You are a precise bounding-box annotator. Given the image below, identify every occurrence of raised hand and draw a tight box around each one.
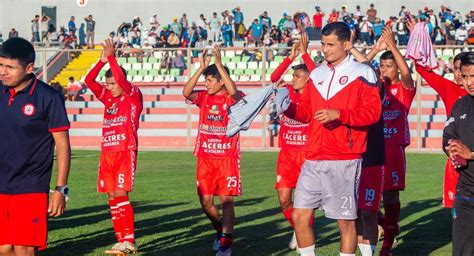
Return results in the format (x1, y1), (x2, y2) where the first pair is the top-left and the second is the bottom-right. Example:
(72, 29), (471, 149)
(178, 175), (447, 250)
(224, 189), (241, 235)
(406, 14), (420, 33)
(289, 41), (301, 60)
(102, 39), (116, 58)
(299, 32), (309, 54)
(381, 27), (396, 50)
(213, 44), (222, 65)
(199, 49), (211, 71)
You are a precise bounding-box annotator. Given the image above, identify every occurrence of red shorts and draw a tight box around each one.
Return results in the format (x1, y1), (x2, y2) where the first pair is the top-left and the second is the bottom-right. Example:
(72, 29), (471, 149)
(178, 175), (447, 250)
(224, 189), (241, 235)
(196, 157), (241, 196)
(0, 193), (47, 250)
(383, 145), (406, 191)
(358, 166), (384, 211)
(98, 151), (137, 193)
(443, 159), (459, 208)
(275, 149), (306, 189)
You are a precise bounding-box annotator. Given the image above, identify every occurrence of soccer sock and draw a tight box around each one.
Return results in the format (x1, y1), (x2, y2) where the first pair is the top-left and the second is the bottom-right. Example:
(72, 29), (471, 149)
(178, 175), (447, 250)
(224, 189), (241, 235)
(212, 220), (223, 234)
(357, 243), (373, 256)
(382, 202), (400, 250)
(282, 207), (294, 227)
(340, 253), (356, 256)
(219, 233), (233, 249)
(299, 244), (316, 256)
(109, 198), (123, 242)
(115, 196), (135, 244)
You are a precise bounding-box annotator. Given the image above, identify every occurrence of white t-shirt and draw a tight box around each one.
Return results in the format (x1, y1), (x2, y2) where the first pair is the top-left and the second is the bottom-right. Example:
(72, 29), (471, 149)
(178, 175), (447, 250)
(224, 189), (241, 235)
(359, 22), (373, 33)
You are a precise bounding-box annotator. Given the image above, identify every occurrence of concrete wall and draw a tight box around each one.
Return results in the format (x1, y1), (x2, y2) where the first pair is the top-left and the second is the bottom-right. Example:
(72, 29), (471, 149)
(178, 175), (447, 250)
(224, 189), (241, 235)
(1, 0), (472, 42)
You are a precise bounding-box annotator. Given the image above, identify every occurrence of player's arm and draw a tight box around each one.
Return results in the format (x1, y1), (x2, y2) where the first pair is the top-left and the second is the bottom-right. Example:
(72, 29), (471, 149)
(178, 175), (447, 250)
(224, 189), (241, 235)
(382, 27), (415, 89)
(284, 82), (314, 123)
(48, 131), (71, 217)
(183, 49), (210, 102)
(103, 39), (133, 95)
(366, 36), (387, 61)
(213, 44), (242, 102)
(84, 51), (107, 99)
(299, 33), (317, 72)
(270, 41), (300, 82)
(348, 30), (371, 65)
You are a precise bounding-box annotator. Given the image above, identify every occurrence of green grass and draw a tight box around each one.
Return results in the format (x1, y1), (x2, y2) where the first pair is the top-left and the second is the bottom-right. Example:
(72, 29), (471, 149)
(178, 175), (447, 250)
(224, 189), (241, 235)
(39, 151), (452, 255)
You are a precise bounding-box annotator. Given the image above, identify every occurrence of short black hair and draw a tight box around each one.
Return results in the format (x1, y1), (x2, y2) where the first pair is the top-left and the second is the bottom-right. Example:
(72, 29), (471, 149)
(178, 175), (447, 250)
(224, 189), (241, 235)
(105, 67), (127, 78)
(454, 52), (467, 63)
(460, 52), (474, 68)
(292, 64), (309, 73)
(203, 64), (230, 81)
(0, 37), (35, 67)
(69, 76), (74, 80)
(380, 51), (395, 61)
(322, 22), (351, 42)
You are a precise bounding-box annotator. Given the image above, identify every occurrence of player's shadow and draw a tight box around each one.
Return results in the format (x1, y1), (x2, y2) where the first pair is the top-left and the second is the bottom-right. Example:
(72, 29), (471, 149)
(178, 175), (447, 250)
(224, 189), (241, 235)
(38, 201), (185, 256)
(394, 199), (452, 255)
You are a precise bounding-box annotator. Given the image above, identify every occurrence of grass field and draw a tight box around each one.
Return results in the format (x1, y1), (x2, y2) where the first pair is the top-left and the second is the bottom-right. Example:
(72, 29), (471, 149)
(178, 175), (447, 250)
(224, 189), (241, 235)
(39, 151), (452, 256)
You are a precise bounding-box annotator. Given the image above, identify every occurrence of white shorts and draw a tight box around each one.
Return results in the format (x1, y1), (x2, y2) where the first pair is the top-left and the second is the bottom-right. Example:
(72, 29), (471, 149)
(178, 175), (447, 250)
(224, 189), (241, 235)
(294, 159), (362, 220)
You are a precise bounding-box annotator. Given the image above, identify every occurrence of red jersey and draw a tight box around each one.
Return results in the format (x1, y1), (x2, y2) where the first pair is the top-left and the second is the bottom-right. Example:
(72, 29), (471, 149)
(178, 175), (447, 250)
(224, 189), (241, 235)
(383, 82), (416, 146)
(313, 13), (324, 28)
(415, 65), (466, 116)
(329, 12), (339, 23)
(192, 90), (242, 159)
(270, 53), (315, 151)
(84, 56), (143, 152)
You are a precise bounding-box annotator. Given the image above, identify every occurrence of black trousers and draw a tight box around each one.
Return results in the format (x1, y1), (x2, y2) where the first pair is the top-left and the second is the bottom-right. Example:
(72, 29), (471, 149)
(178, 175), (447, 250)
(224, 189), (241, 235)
(452, 197), (474, 256)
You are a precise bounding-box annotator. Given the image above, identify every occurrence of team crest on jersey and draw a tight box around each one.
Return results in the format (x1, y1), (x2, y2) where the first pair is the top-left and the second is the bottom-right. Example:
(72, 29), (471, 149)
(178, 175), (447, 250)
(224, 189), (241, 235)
(209, 105), (220, 115)
(22, 103), (36, 116)
(391, 88), (398, 95)
(106, 102), (118, 115)
(339, 76), (348, 85)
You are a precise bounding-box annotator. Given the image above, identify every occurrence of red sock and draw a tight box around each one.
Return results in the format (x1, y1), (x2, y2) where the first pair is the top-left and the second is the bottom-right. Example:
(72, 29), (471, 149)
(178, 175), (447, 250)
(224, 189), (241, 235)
(109, 198), (123, 242)
(115, 196), (135, 244)
(309, 212), (314, 226)
(283, 207), (294, 227)
(382, 203), (400, 250)
(219, 233), (233, 249)
(212, 221), (223, 234)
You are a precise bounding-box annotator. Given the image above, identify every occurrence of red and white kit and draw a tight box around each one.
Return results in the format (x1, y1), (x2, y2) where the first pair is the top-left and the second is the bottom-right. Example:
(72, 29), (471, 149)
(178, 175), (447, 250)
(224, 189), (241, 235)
(382, 81), (416, 191)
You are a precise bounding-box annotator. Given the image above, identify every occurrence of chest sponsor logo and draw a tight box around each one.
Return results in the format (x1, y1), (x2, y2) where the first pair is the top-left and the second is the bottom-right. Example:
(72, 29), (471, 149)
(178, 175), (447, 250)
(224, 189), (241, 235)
(208, 105), (220, 115)
(106, 102), (119, 115)
(383, 110), (401, 120)
(22, 103), (36, 116)
(201, 138), (232, 154)
(339, 75), (348, 85)
(103, 116), (127, 126)
(102, 133), (127, 147)
(207, 114), (224, 121)
(282, 130), (307, 145)
(199, 124), (226, 133)
(460, 113), (467, 120)
(384, 127), (398, 138)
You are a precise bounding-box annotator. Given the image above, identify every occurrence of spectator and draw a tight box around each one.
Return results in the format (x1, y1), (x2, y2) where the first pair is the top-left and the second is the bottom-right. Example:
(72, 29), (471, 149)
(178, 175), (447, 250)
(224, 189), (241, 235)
(354, 5), (364, 21)
(222, 10), (234, 26)
(31, 15), (40, 42)
(354, 38), (366, 51)
(455, 24), (468, 45)
(66, 76), (82, 101)
(468, 24), (474, 45)
(167, 31), (180, 47)
(232, 6), (244, 40)
(367, 3), (378, 23)
(160, 26), (170, 40)
(359, 17), (373, 45)
(250, 19), (263, 46)
(188, 22), (201, 47)
(197, 14), (208, 39)
(171, 51), (186, 70)
(63, 30), (78, 49)
(259, 11), (272, 31)
(132, 16), (143, 32)
(84, 15), (96, 49)
(340, 5), (350, 19)
(68, 16), (77, 35)
(159, 51), (171, 71)
(221, 20), (234, 47)
(373, 18), (384, 41)
(130, 27), (141, 46)
(269, 25), (282, 43)
(40, 14), (51, 41)
(149, 14), (159, 30)
(180, 13), (189, 30)
(118, 42), (132, 57)
(117, 33), (128, 47)
(209, 12), (221, 42)
(446, 22), (456, 45)
(278, 13), (288, 31)
(396, 17), (409, 45)
(117, 22), (132, 37)
(8, 28), (18, 39)
(282, 14), (296, 31)
(156, 34), (167, 48)
(205, 39), (214, 49)
(313, 6), (325, 34)
(433, 27), (446, 45)
(399, 6), (407, 17)
(147, 27), (158, 47)
(170, 17), (182, 38)
(328, 9), (339, 23)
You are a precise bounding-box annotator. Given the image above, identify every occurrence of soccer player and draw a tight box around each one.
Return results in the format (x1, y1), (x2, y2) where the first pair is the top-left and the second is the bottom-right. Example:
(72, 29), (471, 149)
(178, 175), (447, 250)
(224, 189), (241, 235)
(182, 44), (243, 256)
(84, 39), (143, 255)
(286, 22), (381, 256)
(443, 52), (474, 256)
(270, 33), (316, 249)
(366, 27), (416, 256)
(0, 37), (71, 255)
(406, 15), (468, 208)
